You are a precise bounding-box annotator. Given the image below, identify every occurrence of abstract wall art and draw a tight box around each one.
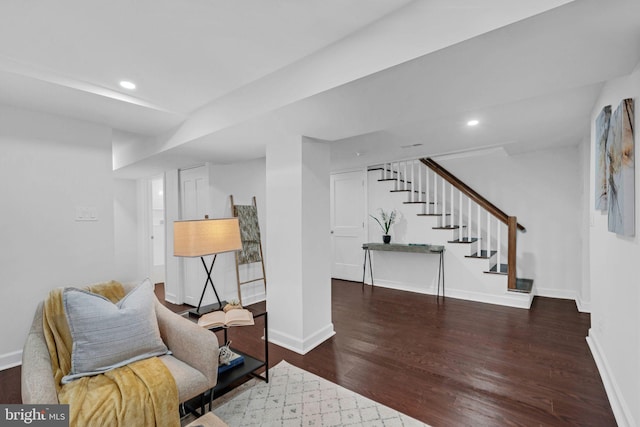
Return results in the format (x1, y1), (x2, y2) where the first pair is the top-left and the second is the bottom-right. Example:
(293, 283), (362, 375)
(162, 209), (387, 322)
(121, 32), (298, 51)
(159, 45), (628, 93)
(595, 105), (611, 210)
(606, 98), (635, 236)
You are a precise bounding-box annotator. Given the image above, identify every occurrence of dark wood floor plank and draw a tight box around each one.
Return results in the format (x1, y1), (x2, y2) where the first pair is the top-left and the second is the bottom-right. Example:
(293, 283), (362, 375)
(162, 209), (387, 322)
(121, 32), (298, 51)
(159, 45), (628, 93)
(0, 280), (615, 426)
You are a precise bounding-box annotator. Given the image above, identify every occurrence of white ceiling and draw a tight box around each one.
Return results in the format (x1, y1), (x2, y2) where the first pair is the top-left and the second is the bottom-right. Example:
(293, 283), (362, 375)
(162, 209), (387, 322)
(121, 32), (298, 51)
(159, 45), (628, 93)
(1, 0), (639, 178)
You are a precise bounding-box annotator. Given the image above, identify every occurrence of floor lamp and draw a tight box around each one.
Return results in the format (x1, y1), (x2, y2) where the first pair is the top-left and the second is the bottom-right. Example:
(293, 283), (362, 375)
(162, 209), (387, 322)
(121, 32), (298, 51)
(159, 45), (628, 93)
(174, 217), (242, 317)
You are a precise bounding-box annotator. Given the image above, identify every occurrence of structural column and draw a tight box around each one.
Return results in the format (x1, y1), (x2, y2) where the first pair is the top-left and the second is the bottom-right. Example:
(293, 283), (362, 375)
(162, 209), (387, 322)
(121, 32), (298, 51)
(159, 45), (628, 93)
(265, 136), (334, 354)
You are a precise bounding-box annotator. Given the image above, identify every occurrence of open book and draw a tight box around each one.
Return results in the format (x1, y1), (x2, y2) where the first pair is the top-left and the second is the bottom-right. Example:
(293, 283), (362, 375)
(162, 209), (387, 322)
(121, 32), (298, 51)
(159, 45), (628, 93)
(197, 308), (255, 328)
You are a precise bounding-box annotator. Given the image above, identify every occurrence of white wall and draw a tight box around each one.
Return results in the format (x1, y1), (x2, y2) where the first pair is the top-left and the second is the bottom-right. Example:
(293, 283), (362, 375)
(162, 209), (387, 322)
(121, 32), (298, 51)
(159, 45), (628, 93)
(363, 146), (582, 308)
(586, 66), (640, 427)
(0, 105), (117, 368)
(163, 158), (268, 306)
(366, 171), (457, 294)
(438, 146), (583, 303)
(578, 136), (592, 310)
(209, 158), (267, 305)
(114, 179), (141, 282)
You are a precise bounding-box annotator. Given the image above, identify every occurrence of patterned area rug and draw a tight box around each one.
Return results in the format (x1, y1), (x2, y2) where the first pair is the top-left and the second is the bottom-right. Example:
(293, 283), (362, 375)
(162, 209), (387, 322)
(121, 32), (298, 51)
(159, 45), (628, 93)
(211, 360), (430, 427)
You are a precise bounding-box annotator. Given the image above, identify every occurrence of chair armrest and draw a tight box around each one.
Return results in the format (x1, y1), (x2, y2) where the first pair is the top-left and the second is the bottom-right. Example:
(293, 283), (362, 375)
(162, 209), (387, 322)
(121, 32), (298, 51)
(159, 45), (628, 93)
(21, 302), (59, 404)
(155, 302), (219, 389)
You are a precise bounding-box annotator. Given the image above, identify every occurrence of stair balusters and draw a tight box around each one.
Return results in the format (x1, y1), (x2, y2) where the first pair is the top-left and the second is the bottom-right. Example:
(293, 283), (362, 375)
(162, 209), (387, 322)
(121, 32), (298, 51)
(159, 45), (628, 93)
(373, 158), (525, 288)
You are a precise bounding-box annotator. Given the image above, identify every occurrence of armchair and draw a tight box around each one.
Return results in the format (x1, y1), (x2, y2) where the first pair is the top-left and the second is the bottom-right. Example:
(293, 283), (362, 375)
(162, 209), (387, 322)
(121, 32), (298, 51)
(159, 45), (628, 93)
(21, 283), (219, 408)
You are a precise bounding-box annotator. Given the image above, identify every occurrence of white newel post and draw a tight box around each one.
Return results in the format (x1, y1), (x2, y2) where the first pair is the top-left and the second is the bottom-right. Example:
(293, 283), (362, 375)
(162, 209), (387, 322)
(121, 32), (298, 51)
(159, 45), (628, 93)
(487, 212), (492, 258)
(425, 166), (430, 211)
(458, 191), (462, 239)
(496, 220), (501, 270)
(441, 178), (446, 224)
(416, 161), (421, 203)
(410, 162), (419, 202)
(477, 205), (482, 253)
(432, 172), (436, 215)
(467, 196), (472, 240)
(403, 162), (408, 191)
(450, 184), (454, 228)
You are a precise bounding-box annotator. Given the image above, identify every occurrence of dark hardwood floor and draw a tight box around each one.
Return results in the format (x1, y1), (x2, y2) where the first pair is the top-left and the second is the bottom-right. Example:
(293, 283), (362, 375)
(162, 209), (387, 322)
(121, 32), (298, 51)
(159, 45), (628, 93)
(2, 280), (615, 426)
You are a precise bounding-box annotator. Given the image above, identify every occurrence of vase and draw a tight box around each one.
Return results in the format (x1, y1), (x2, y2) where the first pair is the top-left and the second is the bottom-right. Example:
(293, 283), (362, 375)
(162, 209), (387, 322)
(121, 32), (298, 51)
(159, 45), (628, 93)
(382, 234), (391, 244)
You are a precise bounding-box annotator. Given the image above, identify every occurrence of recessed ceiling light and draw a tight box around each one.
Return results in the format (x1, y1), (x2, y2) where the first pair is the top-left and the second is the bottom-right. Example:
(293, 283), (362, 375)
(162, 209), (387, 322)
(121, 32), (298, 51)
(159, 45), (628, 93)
(119, 81), (136, 90)
(467, 119), (479, 126)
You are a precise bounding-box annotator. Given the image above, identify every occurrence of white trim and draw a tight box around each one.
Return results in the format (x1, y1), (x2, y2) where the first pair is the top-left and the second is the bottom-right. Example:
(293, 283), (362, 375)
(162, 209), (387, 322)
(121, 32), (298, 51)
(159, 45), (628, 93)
(364, 145), (511, 168)
(164, 291), (179, 305)
(587, 329), (634, 427)
(302, 324), (336, 353)
(431, 146), (508, 162)
(330, 165), (368, 175)
(534, 287), (576, 300)
(535, 287), (590, 313)
(575, 295), (591, 313)
(365, 279), (533, 309)
(269, 323), (335, 355)
(239, 292), (266, 307)
(366, 278), (437, 296)
(0, 349), (22, 371)
(446, 288), (533, 309)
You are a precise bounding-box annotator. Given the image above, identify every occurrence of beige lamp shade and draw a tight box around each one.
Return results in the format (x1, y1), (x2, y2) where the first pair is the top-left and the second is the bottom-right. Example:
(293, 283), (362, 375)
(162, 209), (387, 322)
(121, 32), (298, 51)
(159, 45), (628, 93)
(174, 217), (242, 257)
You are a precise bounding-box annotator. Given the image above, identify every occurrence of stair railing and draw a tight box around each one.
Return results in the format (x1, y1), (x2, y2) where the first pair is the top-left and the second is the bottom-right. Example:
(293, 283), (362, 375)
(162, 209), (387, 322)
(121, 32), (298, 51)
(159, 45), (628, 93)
(422, 158), (525, 290)
(375, 158), (525, 291)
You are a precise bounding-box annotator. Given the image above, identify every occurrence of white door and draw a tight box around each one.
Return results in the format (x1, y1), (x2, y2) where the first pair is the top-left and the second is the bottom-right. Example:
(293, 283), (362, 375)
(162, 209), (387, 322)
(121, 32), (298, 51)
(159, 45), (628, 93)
(331, 170), (366, 281)
(179, 165), (211, 307)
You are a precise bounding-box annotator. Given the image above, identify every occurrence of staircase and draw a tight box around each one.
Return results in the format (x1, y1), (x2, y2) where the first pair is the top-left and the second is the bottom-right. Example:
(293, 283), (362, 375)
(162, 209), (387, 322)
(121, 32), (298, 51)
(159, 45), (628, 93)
(370, 157), (534, 306)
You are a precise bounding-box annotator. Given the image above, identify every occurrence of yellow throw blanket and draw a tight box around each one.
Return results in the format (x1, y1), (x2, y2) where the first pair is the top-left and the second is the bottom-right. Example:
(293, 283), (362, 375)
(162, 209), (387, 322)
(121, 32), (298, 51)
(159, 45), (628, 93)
(43, 281), (180, 427)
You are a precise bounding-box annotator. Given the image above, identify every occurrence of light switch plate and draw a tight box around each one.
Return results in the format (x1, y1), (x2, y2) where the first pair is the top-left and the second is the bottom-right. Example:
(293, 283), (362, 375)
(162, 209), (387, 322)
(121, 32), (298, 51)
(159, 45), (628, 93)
(75, 206), (98, 221)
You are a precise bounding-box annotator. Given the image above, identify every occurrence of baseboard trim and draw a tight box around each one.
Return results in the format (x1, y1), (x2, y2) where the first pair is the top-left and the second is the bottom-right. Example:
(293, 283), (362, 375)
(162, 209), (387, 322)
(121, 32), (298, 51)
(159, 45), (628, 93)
(240, 292), (266, 307)
(575, 295), (591, 313)
(0, 350), (22, 371)
(587, 329), (634, 427)
(534, 287), (576, 300)
(269, 323), (335, 355)
(535, 287), (591, 313)
(367, 279), (436, 296)
(369, 279), (532, 309)
(447, 288), (533, 309)
(164, 291), (180, 305)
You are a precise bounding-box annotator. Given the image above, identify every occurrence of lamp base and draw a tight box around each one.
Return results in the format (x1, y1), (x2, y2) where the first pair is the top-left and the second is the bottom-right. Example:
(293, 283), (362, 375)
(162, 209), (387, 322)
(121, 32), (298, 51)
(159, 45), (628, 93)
(188, 301), (228, 318)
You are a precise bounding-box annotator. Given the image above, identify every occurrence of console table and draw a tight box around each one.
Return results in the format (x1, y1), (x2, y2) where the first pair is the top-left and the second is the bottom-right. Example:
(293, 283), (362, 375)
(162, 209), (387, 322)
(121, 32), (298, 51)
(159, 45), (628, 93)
(362, 243), (445, 298)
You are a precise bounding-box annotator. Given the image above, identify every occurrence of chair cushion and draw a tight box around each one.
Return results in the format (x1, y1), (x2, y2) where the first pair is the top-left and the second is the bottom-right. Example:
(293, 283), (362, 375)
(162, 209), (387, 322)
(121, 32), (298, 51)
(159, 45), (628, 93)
(158, 355), (211, 402)
(62, 279), (169, 383)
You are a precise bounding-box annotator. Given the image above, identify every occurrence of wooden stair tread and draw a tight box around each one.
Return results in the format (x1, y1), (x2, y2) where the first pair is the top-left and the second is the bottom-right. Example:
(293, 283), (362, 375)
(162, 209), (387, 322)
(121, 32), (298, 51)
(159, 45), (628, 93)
(373, 158), (526, 296)
(448, 238), (478, 244)
(465, 250), (497, 259)
(508, 278), (534, 293)
(378, 178), (410, 183)
(485, 263), (508, 275)
(369, 167), (398, 174)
